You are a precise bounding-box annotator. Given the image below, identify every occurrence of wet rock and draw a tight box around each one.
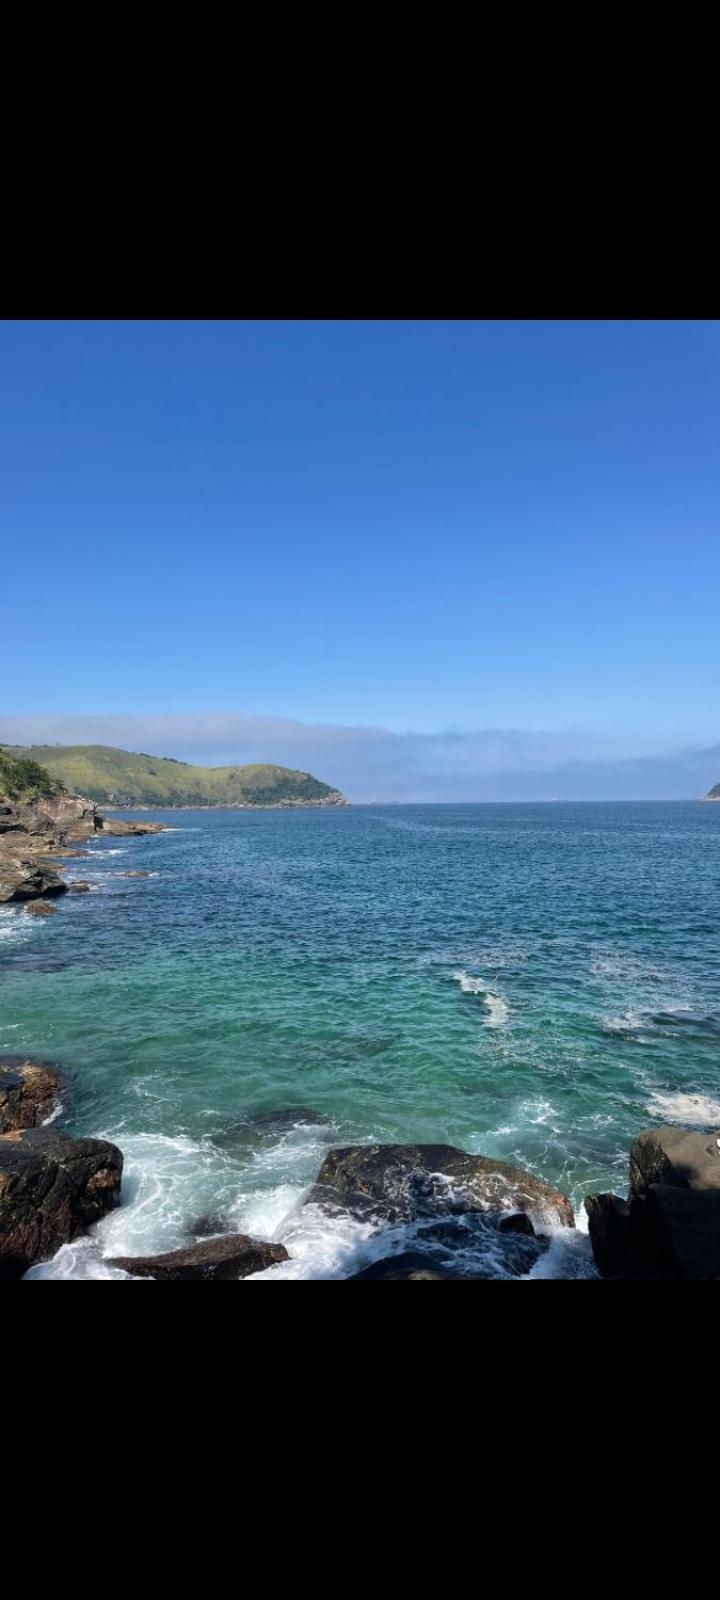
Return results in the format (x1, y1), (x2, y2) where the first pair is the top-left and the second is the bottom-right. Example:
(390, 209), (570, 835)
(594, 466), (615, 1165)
(498, 1210), (536, 1236)
(188, 1213), (232, 1238)
(415, 1214), (544, 1275)
(97, 818), (165, 836)
(123, 870), (151, 878)
(214, 1106), (335, 1154)
(247, 1106), (334, 1134)
(0, 1059), (68, 1133)
(25, 900), (58, 916)
(307, 1144), (575, 1229)
(108, 1233), (288, 1280)
(348, 1252), (456, 1280)
(0, 1127), (123, 1280)
(69, 881), (92, 892)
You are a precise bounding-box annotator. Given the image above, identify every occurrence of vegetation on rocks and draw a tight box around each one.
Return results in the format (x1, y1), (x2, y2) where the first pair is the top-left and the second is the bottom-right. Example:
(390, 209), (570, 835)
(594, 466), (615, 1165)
(0, 748), (62, 804)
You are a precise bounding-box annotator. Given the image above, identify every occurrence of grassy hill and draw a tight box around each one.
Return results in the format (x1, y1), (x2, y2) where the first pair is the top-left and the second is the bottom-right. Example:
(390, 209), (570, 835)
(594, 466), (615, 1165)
(0, 747), (64, 804)
(2, 745), (347, 809)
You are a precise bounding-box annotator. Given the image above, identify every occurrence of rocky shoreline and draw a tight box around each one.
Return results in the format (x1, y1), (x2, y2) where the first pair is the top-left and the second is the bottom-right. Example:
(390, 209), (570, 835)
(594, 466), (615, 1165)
(2, 1058), (718, 1278)
(0, 785), (166, 909)
(3, 767), (717, 1281)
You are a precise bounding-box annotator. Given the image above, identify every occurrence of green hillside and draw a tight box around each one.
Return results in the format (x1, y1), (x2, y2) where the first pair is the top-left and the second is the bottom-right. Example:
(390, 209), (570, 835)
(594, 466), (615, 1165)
(0, 747), (63, 804)
(3, 745), (348, 809)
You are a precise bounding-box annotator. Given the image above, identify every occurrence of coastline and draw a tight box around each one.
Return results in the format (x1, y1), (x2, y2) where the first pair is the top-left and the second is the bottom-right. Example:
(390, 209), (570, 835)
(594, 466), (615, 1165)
(2, 792), (719, 1282)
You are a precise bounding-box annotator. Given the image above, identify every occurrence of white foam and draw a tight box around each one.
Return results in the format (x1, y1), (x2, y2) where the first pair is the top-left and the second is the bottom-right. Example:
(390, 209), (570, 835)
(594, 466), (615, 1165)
(0, 906), (35, 945)
(26, 1131), (238, 1279)
(646, 1091), (720, 1127)
(452, 971), (509, 1027)
(526, 1221), (597, 1279)
(23, 1121), (586, 1282)
(601, 1009), (648, 1036)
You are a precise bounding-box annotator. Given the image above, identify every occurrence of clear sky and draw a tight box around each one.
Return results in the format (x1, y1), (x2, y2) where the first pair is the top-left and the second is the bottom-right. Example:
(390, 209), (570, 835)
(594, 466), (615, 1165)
(2, 320), (719, 780)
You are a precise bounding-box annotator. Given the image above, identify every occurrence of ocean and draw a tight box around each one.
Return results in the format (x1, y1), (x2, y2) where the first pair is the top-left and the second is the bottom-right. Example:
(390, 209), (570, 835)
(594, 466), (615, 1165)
(2, 801), (719, 1280)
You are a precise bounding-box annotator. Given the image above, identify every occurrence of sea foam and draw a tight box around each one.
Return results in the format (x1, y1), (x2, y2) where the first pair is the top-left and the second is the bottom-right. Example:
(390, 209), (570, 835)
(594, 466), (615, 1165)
(452, 971), (509, 1026)
(646, 1091), (720, 1127)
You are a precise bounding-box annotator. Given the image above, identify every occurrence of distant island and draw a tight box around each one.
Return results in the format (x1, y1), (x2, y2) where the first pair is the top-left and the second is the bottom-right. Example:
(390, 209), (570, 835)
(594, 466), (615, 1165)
(706, 782), (720, 801)
(3, 744), (348, 810)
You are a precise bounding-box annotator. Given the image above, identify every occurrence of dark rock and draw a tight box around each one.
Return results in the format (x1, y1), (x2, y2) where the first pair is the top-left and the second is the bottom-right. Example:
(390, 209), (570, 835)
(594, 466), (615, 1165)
(644, 1184), (720, 1279)
(188, 1213), (232, 1238)
(415, 1214), (544, 1274)
(348, 1252), (456, 1280)
(214, 1106), (335, 1153)
(586, 1125), (720, 1279)
(629, 1125), (720, 1198)
(0, 859), (68, 903)
(0, 1059), (68, 1133)
(97, 818), (165, 836)
(108, 1233), (288, 1280)
(25, 900), (58, 916)
(584, 1192), (667, 1278)
(307, 1144), (575, 1229)
(69, 881), (92, 892)
(0, 1127), (123, 1280)
(247, 1107), (334, 1134)
(498, 1211), (536, 1236)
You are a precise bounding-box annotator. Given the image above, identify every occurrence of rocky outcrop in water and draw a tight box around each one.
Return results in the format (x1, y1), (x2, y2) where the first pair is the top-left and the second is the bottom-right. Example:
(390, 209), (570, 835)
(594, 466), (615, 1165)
(586, 1125), (720, 1279)
(108, 1234), (289, 1280)
(213, 1106), (336, 1157)
(0, 1060), (67, 1133)
(0, 758), (167, 907)
(97, 818), (166, 837)
(0, 1126), (123, 1280)
(0, 858), (69, 903)
(308, 1144), (575, 1229)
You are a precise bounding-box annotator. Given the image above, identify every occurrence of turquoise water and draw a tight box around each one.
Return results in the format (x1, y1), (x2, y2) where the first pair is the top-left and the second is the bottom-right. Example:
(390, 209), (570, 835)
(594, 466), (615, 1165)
(2, 802), (719, 1278)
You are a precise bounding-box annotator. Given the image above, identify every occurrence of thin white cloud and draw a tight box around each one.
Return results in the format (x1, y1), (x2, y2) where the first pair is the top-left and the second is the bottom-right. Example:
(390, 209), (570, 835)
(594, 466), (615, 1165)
(0, 711), (716, 801)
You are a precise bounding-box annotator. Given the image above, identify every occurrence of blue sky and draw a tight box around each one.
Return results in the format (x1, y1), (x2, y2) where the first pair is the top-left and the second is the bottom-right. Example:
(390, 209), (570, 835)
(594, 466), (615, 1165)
(2, 321), (719, 795)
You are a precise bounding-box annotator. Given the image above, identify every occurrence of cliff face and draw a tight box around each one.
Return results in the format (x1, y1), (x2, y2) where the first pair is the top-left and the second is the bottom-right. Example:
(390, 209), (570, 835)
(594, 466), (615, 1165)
(0, 751), (101, 903)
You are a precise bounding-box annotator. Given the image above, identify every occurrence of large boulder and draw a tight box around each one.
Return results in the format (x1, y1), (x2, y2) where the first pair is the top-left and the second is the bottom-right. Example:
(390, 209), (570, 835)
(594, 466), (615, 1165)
(629, 1126), (720, 1198)
(0, 1127), (123, 1280)
(586, 1125), (720, 1279)
(108, 1234), (289, 1280)
(0, 1060), (67, 1133)
(0, 858), (68, 903)
(36, 792), (98, 839)
(308, 1144), (575, 1229)
(585, 1192), (670, 1278)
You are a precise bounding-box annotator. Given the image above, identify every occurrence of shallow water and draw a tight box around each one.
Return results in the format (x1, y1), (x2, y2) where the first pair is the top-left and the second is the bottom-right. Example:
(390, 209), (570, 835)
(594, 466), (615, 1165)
(2, 801), (718, 1279)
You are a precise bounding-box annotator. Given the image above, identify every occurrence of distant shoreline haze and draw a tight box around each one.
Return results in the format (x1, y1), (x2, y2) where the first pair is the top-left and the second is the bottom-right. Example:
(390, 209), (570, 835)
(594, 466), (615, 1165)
(1, 730), (719, 805)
